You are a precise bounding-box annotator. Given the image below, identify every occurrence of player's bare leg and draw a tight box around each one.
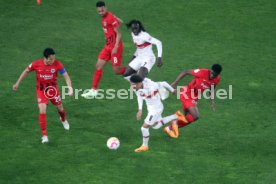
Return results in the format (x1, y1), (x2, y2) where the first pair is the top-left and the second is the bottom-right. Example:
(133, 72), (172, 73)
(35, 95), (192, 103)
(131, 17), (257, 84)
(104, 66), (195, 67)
(135, 123), (150, 152)
(123, 66), (137, 81)
(56, 104), (69, 130)
(38, 103), (48, 143)
(82, 59), (106, 98)
(137, 67), (148, 79)
(112, 65), (126, 75)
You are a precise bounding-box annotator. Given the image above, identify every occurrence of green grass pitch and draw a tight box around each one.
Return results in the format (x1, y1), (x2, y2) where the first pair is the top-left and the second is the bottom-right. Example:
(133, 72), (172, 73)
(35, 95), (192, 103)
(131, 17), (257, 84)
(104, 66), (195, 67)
(0, 0), (275, 183)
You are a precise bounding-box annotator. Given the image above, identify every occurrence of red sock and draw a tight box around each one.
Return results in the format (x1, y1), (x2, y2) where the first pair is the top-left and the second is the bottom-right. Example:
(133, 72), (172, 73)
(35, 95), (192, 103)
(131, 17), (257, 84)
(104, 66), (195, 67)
(177, 114), (196, 128)
(118, 67), (126, 75)
(92, 69), (103, 90)
(39, 114), (47, 136)
(58, 110), (66, 122)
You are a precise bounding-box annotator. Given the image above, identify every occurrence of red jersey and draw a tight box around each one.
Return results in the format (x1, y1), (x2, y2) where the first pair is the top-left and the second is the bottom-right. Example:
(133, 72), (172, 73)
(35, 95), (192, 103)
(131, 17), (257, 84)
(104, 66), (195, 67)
(27, 59), (66, 89)
(186, 68), (221, 98)
(101, 12), (120, 47)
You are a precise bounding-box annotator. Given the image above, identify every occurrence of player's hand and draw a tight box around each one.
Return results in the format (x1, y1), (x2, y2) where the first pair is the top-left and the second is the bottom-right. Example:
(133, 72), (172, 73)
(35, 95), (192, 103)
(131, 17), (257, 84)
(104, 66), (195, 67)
(12, 83), (19, 91)
(156, 57), (163, 67)
(68, 86), (73, 96)
(111, 46), (118, 56)
(210, 101), (215, 112)
(136, 110), (142, 121)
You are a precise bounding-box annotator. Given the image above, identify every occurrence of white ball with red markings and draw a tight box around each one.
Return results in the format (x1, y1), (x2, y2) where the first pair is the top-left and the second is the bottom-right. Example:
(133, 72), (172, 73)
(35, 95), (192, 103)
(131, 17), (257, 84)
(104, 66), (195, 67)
(107, 137), (120, 150)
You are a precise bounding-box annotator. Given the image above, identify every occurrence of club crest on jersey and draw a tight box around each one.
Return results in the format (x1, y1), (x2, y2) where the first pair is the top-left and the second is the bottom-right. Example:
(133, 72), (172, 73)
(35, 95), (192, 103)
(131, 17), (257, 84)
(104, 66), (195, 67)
(51, 69), (56, 73)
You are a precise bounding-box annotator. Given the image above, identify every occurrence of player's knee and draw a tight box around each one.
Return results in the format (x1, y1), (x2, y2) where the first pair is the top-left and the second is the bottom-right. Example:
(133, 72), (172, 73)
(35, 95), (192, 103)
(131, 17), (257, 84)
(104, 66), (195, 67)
(39, 109), (46, 114)
(112, 67), (120, 74)
(95, 64), (102, 70)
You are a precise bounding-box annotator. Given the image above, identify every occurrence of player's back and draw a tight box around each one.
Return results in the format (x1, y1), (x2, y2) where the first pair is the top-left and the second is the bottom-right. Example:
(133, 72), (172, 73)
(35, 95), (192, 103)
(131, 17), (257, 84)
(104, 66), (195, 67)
(132, 31), (154, 57)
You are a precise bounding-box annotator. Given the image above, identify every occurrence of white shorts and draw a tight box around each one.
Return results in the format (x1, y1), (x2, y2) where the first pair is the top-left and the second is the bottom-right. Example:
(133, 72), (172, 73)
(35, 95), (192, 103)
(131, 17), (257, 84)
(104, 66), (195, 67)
(144, 110), (163, 126)
(129, 55), (155, 72)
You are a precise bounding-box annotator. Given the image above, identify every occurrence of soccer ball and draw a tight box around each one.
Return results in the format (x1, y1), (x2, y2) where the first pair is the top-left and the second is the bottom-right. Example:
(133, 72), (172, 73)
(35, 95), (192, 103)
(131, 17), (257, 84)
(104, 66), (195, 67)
(106, 137), (120, 150)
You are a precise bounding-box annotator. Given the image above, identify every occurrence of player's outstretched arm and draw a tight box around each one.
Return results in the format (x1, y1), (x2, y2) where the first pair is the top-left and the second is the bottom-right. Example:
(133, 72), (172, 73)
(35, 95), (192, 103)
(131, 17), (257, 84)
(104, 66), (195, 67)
(13, 68), (29, 91)
(171, 70), (193, 88)
(116, 17), (124, 25)
(62, 72), (73, 96)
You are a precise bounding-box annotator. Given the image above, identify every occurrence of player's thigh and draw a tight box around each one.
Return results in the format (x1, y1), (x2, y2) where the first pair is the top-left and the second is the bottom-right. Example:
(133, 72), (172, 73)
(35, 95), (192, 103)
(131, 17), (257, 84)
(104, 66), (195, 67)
(111, 44), (123, 67)
(129, 57), (142, 71)
(180, 97), (198, 112)
(36, 89), (48, 106)
(187, 106), (200, 119)
(98, 46), (111, 64)
(144, 112), (162, 126)
(143, 56), (156, 72)
(49, 89), (62, 106)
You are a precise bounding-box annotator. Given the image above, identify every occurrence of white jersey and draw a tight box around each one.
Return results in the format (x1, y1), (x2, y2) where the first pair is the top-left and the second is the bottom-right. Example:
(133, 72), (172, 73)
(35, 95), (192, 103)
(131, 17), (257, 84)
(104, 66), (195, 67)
(132, 31), (162, 58)
(135, 78), (163, 114)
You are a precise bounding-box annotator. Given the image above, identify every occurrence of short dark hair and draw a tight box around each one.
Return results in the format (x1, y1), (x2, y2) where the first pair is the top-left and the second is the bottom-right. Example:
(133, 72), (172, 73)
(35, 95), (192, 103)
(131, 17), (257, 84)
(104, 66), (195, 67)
(212, 64), (222, 74)
(43, 48), (55, 58)
(130, 74), (144, 83)
(126, 20), (146, 32)
(96, 1), (105, 7)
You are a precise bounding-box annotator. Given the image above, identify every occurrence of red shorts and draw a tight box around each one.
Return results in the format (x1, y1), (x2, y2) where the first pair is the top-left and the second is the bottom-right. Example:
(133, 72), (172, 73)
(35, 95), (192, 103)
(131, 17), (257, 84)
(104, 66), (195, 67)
(98, 42), (123, 66)
(36, 85), (62, 106)
(180, 86), (198, 111)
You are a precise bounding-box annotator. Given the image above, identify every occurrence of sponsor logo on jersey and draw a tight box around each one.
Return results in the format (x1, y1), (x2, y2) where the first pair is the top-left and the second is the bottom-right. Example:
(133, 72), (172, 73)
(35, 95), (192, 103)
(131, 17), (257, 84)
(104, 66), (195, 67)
(40, 74), (53, 80)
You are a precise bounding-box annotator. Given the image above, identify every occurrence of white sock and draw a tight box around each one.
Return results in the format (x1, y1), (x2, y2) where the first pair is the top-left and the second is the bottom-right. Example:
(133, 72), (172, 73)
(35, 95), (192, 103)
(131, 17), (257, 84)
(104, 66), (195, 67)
(124, 76), (131, 82)
(152, 114), (177, 129)
(141, 127), (149, 147)
(163, 114), (177, 124)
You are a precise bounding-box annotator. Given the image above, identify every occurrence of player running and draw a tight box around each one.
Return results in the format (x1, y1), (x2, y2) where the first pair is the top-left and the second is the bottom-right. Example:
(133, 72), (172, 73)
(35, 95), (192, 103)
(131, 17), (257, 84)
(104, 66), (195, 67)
(123, 20), (163, 80)
(82, 1), (126, 98)
(13, 48), (73, 144)
(130, 74), (186, 152)
(164, 64), (222, 138)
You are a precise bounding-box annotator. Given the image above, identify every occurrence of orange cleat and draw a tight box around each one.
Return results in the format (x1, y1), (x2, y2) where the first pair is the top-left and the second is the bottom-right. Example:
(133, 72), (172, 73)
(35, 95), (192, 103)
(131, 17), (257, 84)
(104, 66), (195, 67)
(171, 121), (179, 138)
(164, 126), (178, 138)
(134, 145), (149, 152)
(176, 111), (188, 123)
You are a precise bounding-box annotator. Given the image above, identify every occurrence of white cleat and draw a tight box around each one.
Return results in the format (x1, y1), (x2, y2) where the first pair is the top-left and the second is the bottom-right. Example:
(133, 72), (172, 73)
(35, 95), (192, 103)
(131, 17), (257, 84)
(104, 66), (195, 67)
(81, 89), (98, 99)
(61, 119), (70, 130)
(41, 135), (49, 144)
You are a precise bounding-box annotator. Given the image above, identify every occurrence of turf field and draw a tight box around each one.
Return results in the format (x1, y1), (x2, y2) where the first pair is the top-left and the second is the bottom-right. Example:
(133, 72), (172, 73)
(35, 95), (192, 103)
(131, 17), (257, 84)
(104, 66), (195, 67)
(1, 0), (275, 183)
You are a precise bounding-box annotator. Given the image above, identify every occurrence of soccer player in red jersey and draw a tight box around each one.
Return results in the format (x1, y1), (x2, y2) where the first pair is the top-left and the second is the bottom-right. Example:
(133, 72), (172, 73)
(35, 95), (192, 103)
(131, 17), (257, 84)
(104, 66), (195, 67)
(164, 64), (222, 138)
(13, 48), (73, 144)
(82, 1), (125, 98)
